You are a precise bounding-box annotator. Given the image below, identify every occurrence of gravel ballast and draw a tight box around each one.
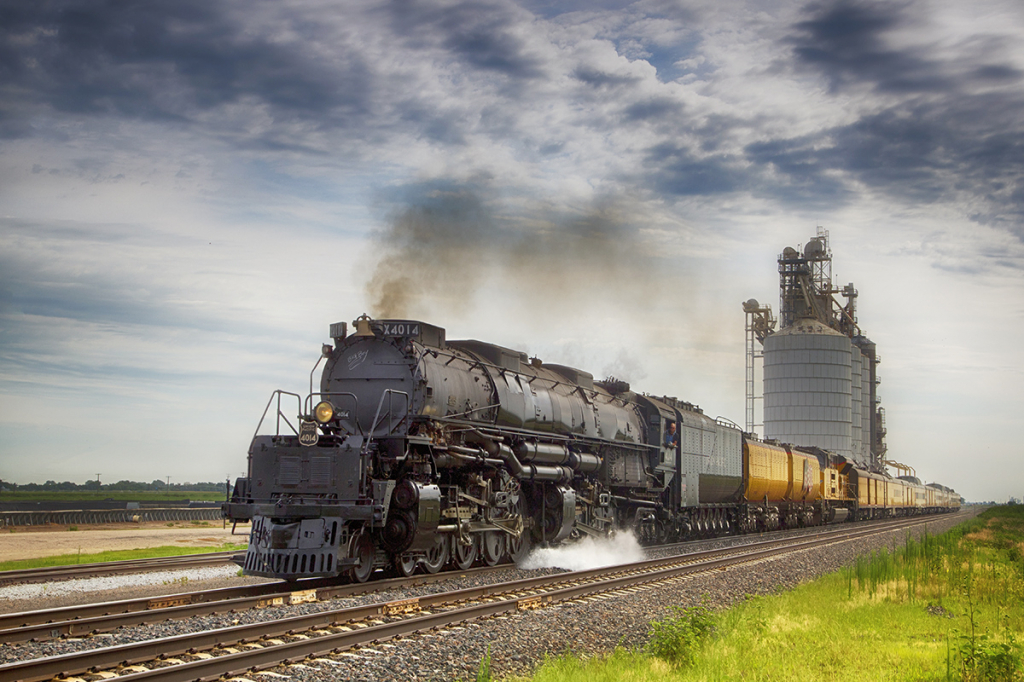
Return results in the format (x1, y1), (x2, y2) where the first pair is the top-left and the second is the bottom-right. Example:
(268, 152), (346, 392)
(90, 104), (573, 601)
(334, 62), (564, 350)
(0, 513), (975, 681)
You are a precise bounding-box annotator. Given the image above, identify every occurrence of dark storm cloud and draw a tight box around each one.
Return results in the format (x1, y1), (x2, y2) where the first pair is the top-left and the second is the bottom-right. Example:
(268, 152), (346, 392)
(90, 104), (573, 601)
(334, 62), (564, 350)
(572, 66), (642, 88)
(622, 97), (681, 122)
(0, 0), (558, 149)
(754, 0), (1024, 227)
(384, 0), (545, 80)
(792, 0), (1023, 94)
(398, 105), (471, 146)
(643, 143), (745, 196)
(747, 108), (1024, 225)
(0, 0), (371, 136)
(5, 0), (1022, 235)
(788, 0), (945, 93)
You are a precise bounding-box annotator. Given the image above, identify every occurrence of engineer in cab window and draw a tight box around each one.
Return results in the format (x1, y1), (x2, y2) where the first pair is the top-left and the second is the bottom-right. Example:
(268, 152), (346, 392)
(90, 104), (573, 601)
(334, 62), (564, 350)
(664, 421), (678, 448)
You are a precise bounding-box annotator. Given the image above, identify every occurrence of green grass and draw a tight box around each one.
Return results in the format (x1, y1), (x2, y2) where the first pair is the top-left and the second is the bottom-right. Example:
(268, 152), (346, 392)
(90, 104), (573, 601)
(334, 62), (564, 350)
(500, 508), (1024, 682)
(0, 543), (247, 572)
(1, 490), (227, 502)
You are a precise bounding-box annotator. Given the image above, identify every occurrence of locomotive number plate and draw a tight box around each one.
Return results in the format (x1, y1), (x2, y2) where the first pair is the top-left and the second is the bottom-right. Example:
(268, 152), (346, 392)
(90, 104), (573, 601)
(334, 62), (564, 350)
(299, 420), (319, 447)
(382, 322), (420, 337)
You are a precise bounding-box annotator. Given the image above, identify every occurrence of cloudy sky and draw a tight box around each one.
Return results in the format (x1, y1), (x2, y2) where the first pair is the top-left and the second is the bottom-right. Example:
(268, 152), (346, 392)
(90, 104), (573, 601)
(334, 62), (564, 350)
(1, 0), (1021, 501)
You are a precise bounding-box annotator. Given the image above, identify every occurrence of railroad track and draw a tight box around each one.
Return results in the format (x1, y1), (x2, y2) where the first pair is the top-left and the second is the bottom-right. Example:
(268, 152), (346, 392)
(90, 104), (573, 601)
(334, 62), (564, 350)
(0, 514), (917, 639)
(0, 513), (957, 644)
(0, 552), (244, 587)
(0, 514), (962, 682)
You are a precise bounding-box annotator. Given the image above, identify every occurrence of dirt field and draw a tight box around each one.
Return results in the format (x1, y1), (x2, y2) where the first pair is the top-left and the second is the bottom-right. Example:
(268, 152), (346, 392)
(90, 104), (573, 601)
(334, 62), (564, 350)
(0, 521), (250, 562)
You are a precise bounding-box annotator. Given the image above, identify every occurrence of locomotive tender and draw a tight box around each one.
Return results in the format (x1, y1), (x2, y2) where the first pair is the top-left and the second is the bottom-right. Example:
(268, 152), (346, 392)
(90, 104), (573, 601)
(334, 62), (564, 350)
(224, 314), (959, 582)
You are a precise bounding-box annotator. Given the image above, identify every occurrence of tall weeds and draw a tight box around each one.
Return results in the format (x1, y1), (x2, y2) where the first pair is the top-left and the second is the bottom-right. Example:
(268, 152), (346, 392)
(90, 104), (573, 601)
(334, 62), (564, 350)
(847, 511), (1023, 681)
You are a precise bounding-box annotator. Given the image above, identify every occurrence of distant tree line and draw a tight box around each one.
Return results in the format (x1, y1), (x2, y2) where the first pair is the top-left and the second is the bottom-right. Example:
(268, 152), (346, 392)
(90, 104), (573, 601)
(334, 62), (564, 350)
(1, 480), (225, 492)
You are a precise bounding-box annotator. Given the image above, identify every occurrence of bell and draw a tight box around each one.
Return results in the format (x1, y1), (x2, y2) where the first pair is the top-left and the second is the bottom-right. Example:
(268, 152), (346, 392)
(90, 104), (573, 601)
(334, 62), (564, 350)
(352, 314), (375, 337)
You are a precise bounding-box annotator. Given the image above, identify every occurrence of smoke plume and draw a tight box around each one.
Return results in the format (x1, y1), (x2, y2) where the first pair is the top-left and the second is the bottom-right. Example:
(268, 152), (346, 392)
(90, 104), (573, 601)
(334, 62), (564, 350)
(366, 188), (493, 318)
(365, 181), (675, 320)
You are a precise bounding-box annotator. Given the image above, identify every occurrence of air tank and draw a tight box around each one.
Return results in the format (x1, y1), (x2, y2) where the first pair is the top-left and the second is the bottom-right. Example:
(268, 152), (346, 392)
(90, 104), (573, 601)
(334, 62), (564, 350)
(763, 318), (853, 456)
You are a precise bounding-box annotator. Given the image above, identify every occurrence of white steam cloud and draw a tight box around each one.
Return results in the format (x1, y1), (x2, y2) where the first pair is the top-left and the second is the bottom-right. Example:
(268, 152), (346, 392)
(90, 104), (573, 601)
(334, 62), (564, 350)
(518, 531), (646, 571)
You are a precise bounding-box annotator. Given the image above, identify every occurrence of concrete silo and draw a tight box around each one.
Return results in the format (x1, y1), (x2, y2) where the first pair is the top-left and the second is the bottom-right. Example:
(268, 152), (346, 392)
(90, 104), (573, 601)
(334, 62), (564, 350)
(744, 229), (885, 470)
(763, 318), (853, 456)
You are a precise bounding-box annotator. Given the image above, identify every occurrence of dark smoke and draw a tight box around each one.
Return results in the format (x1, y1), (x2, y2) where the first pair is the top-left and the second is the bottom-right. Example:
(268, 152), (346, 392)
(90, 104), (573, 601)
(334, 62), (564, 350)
(366, 188), (493, 318)
(365, 182), (672, 320)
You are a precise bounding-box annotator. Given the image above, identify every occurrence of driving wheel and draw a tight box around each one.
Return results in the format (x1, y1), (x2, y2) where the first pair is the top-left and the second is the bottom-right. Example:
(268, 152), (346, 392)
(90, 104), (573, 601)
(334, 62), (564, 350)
(394, 552), (417, 577)
(482, 531), (506, 566)
(348, 532), (375, 583)
(452, 533), (477, 570)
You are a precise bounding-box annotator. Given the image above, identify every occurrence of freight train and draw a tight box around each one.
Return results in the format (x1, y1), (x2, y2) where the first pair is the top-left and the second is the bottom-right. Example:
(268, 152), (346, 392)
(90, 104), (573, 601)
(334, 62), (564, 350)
(223, 315), (959, 582)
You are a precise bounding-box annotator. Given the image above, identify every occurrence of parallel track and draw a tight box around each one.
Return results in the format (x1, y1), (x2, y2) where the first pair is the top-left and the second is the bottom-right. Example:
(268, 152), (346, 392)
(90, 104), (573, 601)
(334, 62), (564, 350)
(0, 552), (243, 587)
(0, 513), (963, 682)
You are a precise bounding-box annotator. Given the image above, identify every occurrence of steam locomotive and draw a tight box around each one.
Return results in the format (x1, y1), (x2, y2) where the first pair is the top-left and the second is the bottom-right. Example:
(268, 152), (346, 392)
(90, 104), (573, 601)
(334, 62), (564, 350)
(223, 315), (959, 582)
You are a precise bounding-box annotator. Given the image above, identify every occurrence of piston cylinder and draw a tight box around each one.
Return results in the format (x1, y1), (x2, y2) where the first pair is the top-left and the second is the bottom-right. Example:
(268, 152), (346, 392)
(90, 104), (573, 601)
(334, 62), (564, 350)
(514, 441), (570, 464)
(514, 441), (601, 473)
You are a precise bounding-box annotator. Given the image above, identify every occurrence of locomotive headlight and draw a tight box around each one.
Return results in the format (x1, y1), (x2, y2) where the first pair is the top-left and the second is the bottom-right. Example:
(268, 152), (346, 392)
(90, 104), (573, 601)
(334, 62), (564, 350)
(314, 401), (335, 424)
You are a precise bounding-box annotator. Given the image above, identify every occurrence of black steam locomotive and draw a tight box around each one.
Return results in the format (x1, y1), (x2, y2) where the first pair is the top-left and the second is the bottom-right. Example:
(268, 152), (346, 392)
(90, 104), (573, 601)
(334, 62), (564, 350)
(223, 315), (957, 582)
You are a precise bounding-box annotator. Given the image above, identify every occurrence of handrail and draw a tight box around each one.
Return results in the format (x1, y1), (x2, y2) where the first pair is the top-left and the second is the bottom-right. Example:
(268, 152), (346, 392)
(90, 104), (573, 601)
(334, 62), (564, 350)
(368, 389), (410, 438)
(249, 391), (303, 449)
(308, 354), (327, 399)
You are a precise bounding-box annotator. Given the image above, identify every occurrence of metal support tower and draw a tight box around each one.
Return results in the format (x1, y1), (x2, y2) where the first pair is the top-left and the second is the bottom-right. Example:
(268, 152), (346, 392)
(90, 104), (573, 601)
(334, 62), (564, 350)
(745, 317), (758, 434)
(742, 299), (775, 435)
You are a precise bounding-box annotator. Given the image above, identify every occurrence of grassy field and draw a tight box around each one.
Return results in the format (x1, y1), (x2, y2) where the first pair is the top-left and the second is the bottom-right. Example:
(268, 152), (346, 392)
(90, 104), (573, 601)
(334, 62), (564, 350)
(0, 544), (248, 572)
(504, 507), (1024, 682)
(1, 491), (227, 503)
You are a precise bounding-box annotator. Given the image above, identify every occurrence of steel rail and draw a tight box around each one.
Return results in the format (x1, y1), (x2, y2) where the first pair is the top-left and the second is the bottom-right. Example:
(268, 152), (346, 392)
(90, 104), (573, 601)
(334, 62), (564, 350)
(0, 514), (957, 682)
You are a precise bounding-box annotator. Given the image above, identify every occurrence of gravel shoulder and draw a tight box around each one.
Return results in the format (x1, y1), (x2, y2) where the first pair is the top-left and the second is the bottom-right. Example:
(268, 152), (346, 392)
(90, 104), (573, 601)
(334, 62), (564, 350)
(0, 522), (259, 614)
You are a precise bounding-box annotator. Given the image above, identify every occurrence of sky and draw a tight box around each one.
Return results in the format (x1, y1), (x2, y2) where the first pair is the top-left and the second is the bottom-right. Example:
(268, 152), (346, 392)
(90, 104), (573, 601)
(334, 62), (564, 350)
(1, 0), (1021, 502)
